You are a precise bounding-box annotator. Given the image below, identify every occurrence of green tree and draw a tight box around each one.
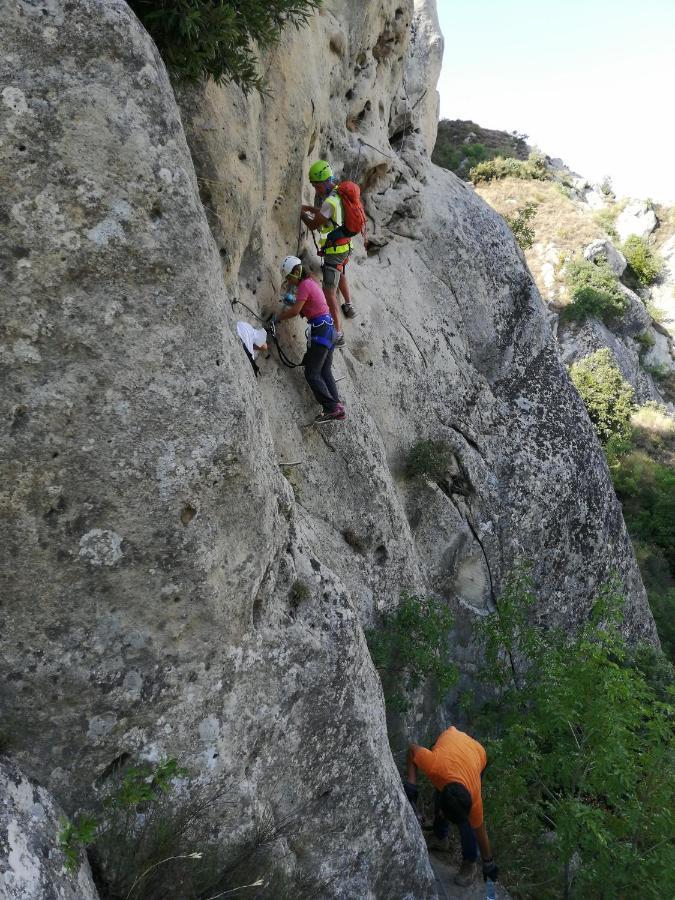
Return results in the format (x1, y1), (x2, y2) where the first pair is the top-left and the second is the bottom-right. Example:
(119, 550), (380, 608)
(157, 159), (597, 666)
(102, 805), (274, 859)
(569, 349), (636, 444)
(128, 0), (322, 93)
(474, 567), (675, 899)
(366, 592), (457, 712)
(504, 202), (538, 250)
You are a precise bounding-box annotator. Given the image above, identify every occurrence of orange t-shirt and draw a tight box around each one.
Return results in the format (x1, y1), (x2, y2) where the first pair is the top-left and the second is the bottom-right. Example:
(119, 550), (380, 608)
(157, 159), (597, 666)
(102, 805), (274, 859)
(413, 727), (487, 828)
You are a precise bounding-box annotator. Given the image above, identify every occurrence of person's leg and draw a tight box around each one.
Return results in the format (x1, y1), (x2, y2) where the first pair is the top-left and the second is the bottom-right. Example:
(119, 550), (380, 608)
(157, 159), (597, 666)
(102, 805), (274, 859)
(457, 820), (479, 861)
(433, 790), (449, 840)
(321, 262), (342, 332)
(303, 342), (338, 412)
(320, 347), (339, 405)
(338, 271), (351, 304)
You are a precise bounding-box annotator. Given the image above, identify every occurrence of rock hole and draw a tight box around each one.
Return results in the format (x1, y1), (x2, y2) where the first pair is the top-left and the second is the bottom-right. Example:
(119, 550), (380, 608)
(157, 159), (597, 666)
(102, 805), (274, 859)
(215, 358), (221, 366)
(96, 752), (131, 785)
(52, 451), (59, 458)
(219, 247), (227, 257)
(345, 89), (354, 100)
(150, 200), (162, 223)
(238, 150), (247, 161)
(180, 504), (197, 526)
(374, 544), (388, 565)
(18, 144), (26, 152)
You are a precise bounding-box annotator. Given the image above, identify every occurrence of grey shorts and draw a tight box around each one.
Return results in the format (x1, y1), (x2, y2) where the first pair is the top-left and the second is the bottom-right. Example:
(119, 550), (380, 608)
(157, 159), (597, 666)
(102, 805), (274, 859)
(322, 251), (350, 289)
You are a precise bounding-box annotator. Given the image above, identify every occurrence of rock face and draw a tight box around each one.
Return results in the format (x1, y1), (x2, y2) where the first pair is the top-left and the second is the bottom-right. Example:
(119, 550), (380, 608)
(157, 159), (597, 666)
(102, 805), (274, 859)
(615, 199), (658, 242)
(0, 0), (658, 897)
(583, 238), (627, 277)
(650, 234), (675, 337)
(0, 758), (99, 900)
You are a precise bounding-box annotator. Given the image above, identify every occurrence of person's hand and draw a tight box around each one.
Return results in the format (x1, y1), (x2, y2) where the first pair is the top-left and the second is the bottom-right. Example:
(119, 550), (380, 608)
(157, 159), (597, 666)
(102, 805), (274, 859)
(482, 858), (498, 881)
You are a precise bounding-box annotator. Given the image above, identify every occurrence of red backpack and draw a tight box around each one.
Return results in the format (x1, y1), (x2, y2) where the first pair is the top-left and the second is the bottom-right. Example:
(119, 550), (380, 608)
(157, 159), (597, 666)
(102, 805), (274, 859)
(324, 181), (367, 248)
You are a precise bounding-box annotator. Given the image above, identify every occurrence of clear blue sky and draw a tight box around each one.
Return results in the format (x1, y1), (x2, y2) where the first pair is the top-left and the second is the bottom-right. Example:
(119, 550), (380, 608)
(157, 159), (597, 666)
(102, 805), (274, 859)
(435, 0), (675, 202)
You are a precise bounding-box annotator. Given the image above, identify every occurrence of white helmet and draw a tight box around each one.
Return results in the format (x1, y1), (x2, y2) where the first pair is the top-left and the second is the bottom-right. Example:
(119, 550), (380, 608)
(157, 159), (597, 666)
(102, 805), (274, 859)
(280, 255), (302, 278)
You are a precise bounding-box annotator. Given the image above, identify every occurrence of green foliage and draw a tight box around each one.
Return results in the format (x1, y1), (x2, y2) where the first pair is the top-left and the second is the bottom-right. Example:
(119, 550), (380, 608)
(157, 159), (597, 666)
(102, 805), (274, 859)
(59, 814), (98, 872)
(474, 568), (675, 899)
(569, 349), (636, 444)
(469, 151), (549, 185)
(504, 202), (538, 250)
(562, 255), (628, 323)
(611, 452), (675, 568)
(592, 206), (619, 240)
(645, 299), (670, 324)
(405, 439), (452, 481)
(128, 0), (321, 93)
(634, 329), (656, 353)
(622, 235), (665, 286)
(365, 592), (457, 712)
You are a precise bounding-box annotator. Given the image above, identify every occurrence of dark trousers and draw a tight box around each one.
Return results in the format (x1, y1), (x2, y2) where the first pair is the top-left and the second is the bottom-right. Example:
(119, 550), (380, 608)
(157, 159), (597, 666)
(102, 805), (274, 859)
(303, 337), (339, 412)
(433, 791), (478, 861)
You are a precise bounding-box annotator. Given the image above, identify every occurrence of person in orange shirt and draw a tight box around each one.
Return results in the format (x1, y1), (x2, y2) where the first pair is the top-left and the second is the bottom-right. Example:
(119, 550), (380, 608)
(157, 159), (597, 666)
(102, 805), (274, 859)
(405, 726), (499, 887)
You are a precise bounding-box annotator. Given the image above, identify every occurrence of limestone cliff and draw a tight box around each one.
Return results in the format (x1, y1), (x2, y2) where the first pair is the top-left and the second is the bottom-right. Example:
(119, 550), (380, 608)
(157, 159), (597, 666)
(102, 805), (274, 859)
(0, 1), (657, 897)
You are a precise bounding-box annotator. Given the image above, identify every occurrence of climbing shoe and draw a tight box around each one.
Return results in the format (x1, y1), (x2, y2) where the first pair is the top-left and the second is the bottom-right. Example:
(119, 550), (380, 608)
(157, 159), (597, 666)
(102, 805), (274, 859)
(453, 860), (477, 886)
(315, 405), (346, 425)
(342, 303), (357, 319)
(334, 330), (345, 347)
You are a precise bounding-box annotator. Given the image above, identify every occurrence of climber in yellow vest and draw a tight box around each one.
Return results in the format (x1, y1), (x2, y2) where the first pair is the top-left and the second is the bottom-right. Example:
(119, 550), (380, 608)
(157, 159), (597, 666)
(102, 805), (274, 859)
(300, 160), (356, 342)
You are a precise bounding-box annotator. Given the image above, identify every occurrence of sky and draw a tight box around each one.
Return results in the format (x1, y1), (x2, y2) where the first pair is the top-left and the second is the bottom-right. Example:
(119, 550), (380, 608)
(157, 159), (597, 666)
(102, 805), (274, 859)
(435, 0), (675, 203)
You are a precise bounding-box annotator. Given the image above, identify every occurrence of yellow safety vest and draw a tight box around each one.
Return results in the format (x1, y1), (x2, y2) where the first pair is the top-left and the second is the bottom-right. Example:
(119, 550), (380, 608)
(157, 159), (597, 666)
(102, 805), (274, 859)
(319, 191), (353, 254)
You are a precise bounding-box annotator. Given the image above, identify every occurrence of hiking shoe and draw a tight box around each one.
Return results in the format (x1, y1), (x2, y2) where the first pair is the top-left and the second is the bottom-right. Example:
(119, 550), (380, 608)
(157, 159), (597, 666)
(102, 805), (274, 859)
(453, 860), (477, 886)
(315, 405), (346, 425)
(334, 330), (345, 347)
(426, 835), (449, 853)
(342, 303), (357, 319)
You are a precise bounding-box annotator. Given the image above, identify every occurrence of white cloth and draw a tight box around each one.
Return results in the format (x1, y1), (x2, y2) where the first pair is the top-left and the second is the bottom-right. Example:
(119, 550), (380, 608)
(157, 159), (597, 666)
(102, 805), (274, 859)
(236, 321), (267, 359)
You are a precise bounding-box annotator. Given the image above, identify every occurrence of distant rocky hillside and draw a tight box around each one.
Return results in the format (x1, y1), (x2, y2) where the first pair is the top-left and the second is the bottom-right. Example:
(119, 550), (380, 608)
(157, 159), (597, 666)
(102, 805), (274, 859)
(432, 118), (528, 177)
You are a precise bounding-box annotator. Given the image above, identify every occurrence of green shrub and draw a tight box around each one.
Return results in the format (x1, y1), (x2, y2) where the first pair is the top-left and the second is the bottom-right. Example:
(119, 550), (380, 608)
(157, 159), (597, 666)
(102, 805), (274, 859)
(128, 0), (321, 93)
(365, 592), (457, 712)
(405, 439), (452, 481)
(562, 255), (628, 323)
(622, 235), (665, 286)
(593, 206), (619, 240)
(469, 150), (549, 185)
(504, 202), (537, 250)
(634, 329), (656, 353)
(473, 568), (675, 899)
(569, 349), (636, 445)
(645, 299), (670, 324)
(463, 142), (490, 165)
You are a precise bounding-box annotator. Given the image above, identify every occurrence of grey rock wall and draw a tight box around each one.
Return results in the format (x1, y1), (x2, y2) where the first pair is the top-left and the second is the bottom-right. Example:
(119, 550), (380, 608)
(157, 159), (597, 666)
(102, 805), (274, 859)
(0, 0), (657, 897)
(0, 758), (99, 900)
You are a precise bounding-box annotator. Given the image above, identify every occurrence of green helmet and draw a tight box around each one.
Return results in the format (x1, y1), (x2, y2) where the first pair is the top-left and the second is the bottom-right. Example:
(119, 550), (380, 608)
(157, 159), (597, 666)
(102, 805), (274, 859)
(308, 159), (333, 183)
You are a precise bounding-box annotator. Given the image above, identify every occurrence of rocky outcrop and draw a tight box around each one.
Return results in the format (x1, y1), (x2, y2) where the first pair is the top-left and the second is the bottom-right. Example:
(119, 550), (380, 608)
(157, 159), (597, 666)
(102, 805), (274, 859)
(615, 199), (658, 242)
(583, 238), (627, 277)
(0, 0), (658, 897)
(0, 759), (99, 900)
(650, 234), (675, 337)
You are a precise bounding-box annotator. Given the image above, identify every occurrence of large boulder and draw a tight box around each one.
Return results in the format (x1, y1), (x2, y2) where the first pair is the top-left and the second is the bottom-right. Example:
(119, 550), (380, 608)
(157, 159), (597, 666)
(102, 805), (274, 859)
(615, 199), (658, 242)
(0, 758), (99, 900)
(583, 238), (627, 277)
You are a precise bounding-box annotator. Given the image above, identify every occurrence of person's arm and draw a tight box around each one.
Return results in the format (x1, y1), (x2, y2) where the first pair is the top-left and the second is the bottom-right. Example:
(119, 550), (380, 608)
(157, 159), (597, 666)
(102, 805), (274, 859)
(300, 204), (332, 229)
(276, 298), (306, 322)
(406, 744), (421, 784)
(473, 822), (498, 880)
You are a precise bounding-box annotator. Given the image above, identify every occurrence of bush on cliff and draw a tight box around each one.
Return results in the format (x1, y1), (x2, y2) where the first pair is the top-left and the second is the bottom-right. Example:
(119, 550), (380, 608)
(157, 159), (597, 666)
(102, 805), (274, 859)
(471, 567), (675, 899)
(622, 235), (665, 286)
(562, 256), (628, 324)
(128, 0), (321, 93)
(469, 150), (549, 185)
(569, 349), (635, 445)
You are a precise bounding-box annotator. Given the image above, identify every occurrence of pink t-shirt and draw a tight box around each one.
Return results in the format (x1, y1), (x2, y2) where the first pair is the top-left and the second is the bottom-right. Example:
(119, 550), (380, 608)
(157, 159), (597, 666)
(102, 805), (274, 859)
(296, 277), (330, 320)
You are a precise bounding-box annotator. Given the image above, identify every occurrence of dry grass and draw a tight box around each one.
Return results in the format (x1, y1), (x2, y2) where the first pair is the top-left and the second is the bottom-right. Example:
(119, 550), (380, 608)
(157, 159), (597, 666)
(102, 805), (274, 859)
(654, 204), (675, 248)
(476, 178), (604, 302)
(631, 403), (675, 465)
